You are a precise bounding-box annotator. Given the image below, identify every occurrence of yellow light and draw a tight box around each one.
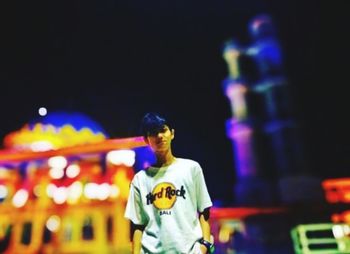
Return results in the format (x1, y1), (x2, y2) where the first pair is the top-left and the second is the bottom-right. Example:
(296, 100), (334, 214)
(33, 184), (42, 197)
(4, 123), (107, 151)
(46, 183), (57, 197)
(0, 167), (10, 177)
(67, 181), (83, 204)
(218, 225), (234, 243)
(110, 184), (120, 198)
(113, 170), (131, 200)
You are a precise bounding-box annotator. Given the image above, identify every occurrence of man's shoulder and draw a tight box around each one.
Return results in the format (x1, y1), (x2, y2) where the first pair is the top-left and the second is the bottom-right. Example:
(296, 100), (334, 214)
(176, 158), (200, 168)
(131, 169), (147, 183)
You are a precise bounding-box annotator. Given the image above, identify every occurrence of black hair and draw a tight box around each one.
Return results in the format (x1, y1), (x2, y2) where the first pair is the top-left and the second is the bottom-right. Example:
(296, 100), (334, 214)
(140, 112), (171, 138)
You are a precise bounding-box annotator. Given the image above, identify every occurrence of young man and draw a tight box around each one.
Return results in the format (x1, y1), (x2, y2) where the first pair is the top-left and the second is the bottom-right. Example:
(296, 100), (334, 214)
(125, 112), (214, 254)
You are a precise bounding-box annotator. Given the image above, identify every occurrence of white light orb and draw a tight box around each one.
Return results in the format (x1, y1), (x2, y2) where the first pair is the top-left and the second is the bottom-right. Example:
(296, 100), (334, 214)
(38, 107), (47, 116)
(66, 164), (80, 178)
(84, 183), (99, 199)
(46, 215), (60, 232)
(106, 150), (135, 167)
(49, 167), (64, 179)
(30, 141), (54, 152)
(48, 156), (67, 169)
(12, 189), (29, 208)
(53, 187), (68, 204)
(97, 183), (111, 200)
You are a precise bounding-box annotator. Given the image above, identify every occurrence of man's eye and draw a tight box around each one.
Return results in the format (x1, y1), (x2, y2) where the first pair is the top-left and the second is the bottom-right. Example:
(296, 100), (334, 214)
(160, 128), (169, 133)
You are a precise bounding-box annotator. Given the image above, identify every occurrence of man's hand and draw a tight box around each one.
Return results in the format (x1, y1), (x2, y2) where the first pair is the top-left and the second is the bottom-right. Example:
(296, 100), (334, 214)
(131, 223), (145, 254)
(200, 244), (207, 254)
(199, 208), (212, 254)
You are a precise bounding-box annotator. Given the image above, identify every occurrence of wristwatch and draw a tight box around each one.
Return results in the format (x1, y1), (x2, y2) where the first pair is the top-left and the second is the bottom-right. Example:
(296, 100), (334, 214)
(199, 238), (215, 253)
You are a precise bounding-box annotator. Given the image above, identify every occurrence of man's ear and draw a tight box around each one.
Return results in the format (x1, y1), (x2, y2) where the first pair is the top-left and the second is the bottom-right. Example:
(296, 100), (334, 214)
(171, 129), (175, 139)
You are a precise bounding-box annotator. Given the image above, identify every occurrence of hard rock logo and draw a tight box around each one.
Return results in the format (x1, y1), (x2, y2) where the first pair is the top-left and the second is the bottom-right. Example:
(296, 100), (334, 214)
(146, 182), (186, 209)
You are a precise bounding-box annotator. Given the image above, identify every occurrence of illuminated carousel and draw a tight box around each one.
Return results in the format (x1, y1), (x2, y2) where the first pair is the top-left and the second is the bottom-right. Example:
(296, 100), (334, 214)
(0, 111), (146, 254)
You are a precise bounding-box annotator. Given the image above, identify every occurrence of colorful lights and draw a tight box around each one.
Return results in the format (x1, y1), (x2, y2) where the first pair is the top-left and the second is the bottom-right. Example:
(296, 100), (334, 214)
(224, 82), (248, 120)
(0, 112), (141, 253)
(322, 178), (350, 203)
(4, 123), (107, 151)
(106, 150), (136, 167)
(48, 156), (67, 179)
(225, 119), (256, 178)
(0, 157), (133, 208)
(332, 211), (350, 224)
(222, 40), (241, 79)
(218, 222), (237, 243)
(42, 181), (123, 205)
(291, 223), (350, 254)
(83, 182), (118, 201)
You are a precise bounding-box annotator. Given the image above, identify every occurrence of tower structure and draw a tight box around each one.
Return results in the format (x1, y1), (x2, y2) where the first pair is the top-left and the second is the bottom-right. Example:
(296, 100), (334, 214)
(222, 14), (322, 205)
(222, 41), (274, 205)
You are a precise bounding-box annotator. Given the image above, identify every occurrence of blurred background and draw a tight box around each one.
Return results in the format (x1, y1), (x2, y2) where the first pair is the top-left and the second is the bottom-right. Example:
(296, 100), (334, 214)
(1, 0), (349, 253)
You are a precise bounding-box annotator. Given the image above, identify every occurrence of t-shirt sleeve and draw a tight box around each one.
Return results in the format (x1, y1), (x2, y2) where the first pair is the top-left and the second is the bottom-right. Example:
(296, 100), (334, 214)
(124, 179), (148, 226)
(194, 163), (213, 213)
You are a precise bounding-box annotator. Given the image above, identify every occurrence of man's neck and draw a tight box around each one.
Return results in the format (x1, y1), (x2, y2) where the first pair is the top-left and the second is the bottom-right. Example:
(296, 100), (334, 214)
(154, 149), (175, 167)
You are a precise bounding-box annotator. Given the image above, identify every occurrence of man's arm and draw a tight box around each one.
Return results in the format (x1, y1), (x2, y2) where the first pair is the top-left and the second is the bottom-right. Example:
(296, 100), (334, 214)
(199, 208), (211, 254)
(131, 223), (145, 254)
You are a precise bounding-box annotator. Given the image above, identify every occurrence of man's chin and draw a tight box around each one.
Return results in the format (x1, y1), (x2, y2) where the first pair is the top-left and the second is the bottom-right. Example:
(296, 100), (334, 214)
(154, 147), (168, 153)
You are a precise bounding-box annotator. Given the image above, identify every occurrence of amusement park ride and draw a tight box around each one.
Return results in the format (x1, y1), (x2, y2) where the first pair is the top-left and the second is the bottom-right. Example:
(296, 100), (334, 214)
(0, 112), (146, 254)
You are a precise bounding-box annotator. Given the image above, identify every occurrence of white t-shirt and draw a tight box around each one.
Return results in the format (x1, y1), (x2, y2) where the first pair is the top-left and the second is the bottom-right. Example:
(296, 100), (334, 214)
(125, 158), (212, 254)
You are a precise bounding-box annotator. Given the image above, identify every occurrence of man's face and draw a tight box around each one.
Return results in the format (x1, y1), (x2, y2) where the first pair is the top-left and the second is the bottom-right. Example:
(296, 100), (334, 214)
(145, 125), (174, 153)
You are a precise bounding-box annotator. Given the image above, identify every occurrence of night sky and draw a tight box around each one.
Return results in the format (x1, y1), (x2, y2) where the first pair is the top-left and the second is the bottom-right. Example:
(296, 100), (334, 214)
(0, 1), (346, 204)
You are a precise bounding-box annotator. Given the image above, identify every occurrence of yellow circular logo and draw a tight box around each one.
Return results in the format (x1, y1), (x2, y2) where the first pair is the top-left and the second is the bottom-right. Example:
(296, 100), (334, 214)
(152, 182), (177, 209)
